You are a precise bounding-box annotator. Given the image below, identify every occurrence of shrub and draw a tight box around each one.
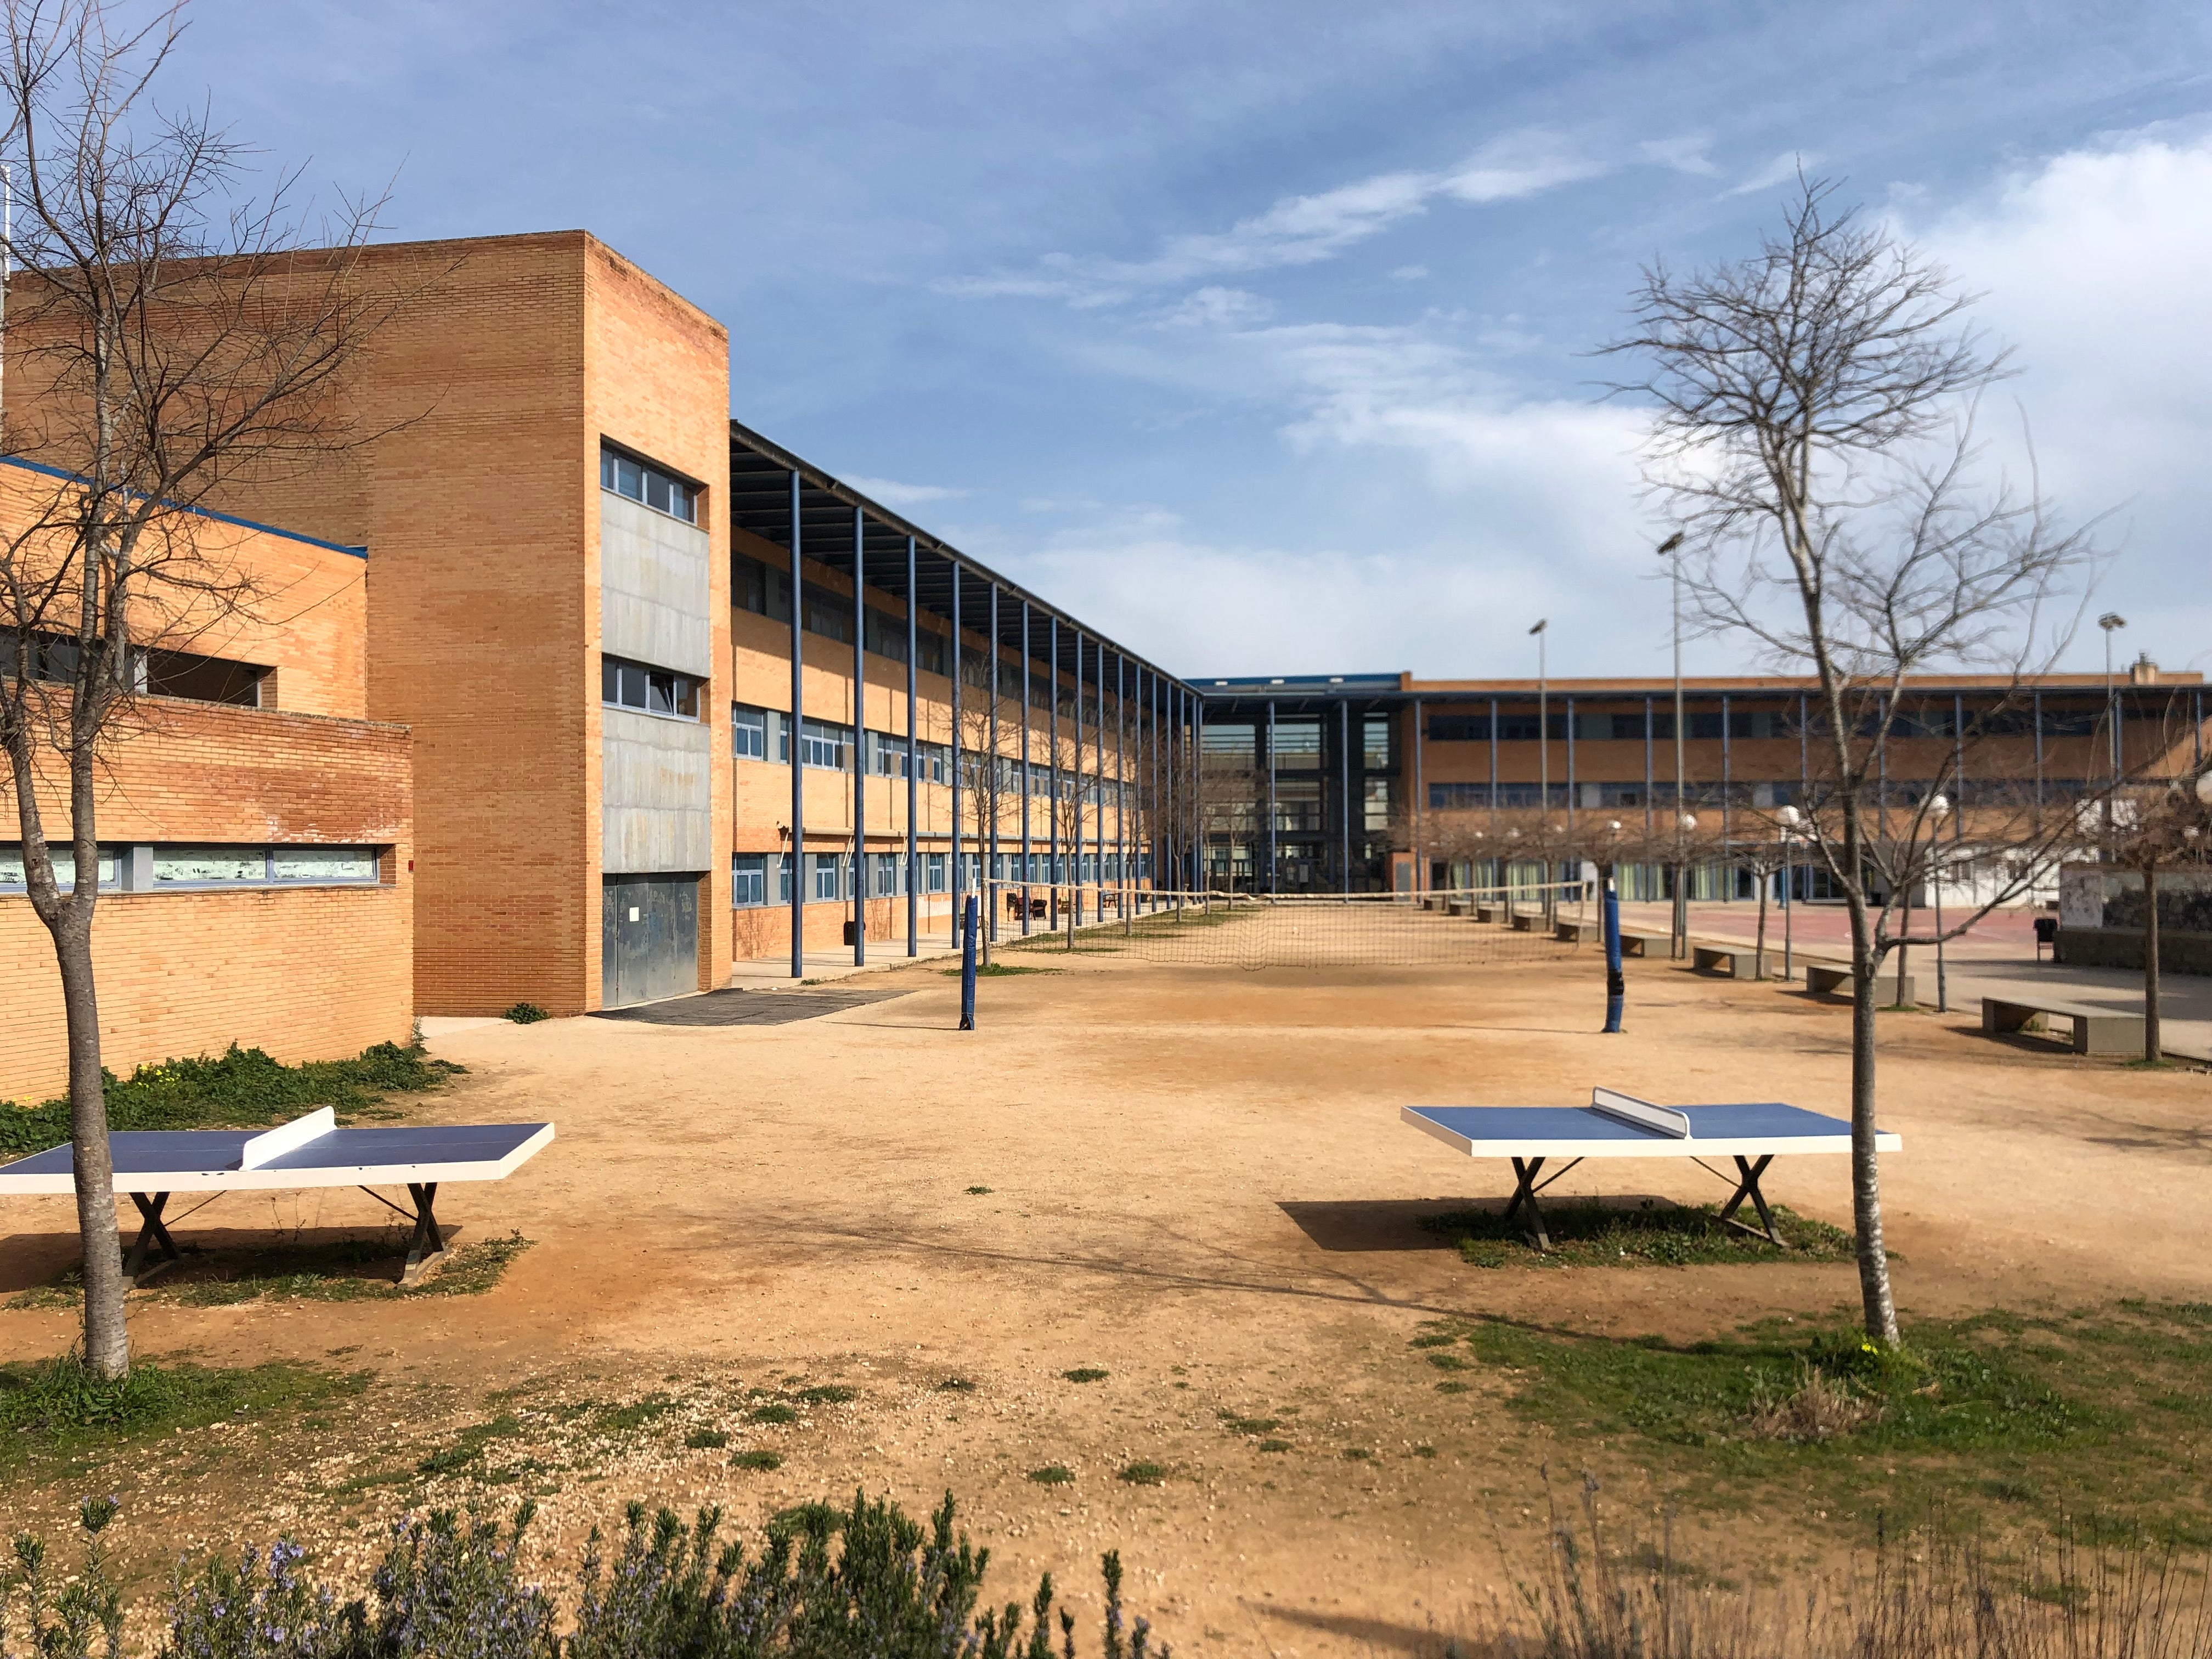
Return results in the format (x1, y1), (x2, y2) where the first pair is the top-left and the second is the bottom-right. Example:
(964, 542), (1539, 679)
(504, 1004), (550, 1024)
(0, 1491), (1161, 1659)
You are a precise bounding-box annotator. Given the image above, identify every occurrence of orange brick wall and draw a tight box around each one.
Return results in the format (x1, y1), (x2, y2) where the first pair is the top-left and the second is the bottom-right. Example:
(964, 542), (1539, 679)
(0, 706), (411, 1102)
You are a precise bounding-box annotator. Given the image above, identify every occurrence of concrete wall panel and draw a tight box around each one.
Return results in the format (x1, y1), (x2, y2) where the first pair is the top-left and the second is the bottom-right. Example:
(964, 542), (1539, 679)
(603, 707), (712, 873)
(600, 493), (712, 677)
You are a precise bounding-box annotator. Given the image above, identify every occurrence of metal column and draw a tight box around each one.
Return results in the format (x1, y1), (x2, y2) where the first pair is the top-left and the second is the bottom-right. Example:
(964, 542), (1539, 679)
(1019, 600), (1032, 936)
(1093, 644), (1104, 910)
(1488, 697), (1500, 829)
(1267, 699), (1278, 894)
(1410, 696), (1423, 894)
(1720, 692), (1731, 898)
(851, 507), (866, 966)
(2033, 688), (2044, 825)
(1048, 620), (1060, 922)
(1115, 653), (1126, 909)
(949, 561), (963, 945)
(988, 584), (1000, 939)
(1644, 694), (1655, 837)
(787, 471), (806, 979)
(905, 536), (918, 955)
(1339, 699), (1352, 895)
(1192, 687), (1205, 891)
(1952, 691), (1965, 843)
(1072, 631), (1085, 926)
(1565, 695), (1577, 832)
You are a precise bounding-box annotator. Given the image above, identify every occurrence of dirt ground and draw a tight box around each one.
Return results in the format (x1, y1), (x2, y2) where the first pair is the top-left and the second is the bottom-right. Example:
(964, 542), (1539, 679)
(3, 939), (2209, 1656)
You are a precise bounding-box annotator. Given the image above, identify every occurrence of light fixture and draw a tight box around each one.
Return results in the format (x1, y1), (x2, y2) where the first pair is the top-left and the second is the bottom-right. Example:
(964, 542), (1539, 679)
(1679, 813), (1697, 832)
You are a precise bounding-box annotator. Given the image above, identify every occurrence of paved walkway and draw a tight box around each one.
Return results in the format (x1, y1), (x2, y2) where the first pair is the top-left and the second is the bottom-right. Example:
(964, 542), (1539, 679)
(1617, 900), (2211, 1063)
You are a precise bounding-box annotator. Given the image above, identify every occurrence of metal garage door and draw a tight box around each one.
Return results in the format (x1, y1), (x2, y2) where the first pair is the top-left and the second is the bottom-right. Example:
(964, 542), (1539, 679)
(601, 874), (700, 1008)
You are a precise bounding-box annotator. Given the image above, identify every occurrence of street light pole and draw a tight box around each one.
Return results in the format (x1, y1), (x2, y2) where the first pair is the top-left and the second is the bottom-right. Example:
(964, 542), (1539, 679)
(1778, 804), (1802, 982)
(1531, 618), (1550, 919)
(2099, 612), (2127, 859)
(1657, 533), (1686, 957)
(1929, 793), (1951, 1013)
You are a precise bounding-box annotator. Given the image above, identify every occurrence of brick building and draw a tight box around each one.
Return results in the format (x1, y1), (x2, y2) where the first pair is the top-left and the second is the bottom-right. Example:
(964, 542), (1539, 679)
(0, 461), (412, 1102)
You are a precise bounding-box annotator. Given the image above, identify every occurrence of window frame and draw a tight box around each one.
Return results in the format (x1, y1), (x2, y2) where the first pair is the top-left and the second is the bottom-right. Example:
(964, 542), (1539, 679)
(600, 442), (702, 527)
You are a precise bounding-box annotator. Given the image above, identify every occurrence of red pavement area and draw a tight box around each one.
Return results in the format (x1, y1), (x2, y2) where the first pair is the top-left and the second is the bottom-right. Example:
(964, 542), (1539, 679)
(1615, 899), (2044, 962)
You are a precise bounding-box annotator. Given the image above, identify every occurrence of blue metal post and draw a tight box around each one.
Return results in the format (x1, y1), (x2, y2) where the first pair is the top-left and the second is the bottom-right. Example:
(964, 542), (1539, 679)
(1720, 691), (1731, 899)
(1602, 867), (1624, 1033)
(1192, 686), (1205, 891)
(1267, 699), (1278, 894)
(1049, 619), (1061, 924)
(949, 560), (963, 946)
(958, 895), (977, 1030)
(1339, 698), (1352, 894)
(1020, 601), (1032, 935)
(788, 470), (805, 980)
(988, 583), (1000, 940)
(905, 535), (918, 956)
(852, 506), (866, 966)
(1073, 630), (1085, 926)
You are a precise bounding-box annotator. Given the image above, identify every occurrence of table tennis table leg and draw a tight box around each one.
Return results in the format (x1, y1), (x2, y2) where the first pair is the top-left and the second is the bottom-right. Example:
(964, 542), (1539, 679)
(123, 1192), (182, 1286)
(1505, 1158), (1554, 1252)
(1717, 1155), (1783, 1246)
(400, 1182), (448, 1285)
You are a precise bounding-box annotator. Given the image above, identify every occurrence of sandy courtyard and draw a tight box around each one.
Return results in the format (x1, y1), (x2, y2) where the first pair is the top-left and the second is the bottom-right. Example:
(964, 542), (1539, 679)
(3, 933), (2208, 1654)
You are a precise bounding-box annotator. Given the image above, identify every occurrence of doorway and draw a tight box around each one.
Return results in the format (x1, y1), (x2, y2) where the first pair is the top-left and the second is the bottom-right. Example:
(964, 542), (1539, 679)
(601, 874), (700, 1008)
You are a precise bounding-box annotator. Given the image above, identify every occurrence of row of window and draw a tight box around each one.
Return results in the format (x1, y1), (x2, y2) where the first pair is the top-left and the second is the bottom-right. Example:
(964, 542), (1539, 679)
(601, 445), (701, 526)
(3, 634), (270, 709)
(603, 654), (704, 720)
(731, 849), (1155, 907)
(1426, 704), (2127, 744)
(1, 844), (380, 893)
(733, 554), (956, 677)
(1424, 777), (2107, 811)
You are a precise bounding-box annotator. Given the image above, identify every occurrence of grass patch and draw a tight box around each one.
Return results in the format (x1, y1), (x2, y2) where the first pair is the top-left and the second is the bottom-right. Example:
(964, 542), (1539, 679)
(597, 1396), (675, 1432)
(938, 962), (1061, 977)
(1220, 1414), (1280, 1436)
(793, 1385), (857, 1406)
(685, 1427), (729, 1449)
(1422, 1302), (2212, 1537)
(0, 1355), (365, 1471)
(749, 1403), (798, 1425)
(1027, 1464), (1075, 1486)
(0, 1041), (462, 1156)
(964, 1185), (993, 1194)
(503, 1002), (550, 1024)
(12, 1234), (532, 1311)
(415, 1414), (524, 1477)
(1062, 1368), (1109, 1384)
(730, 1449), (782, 1471)
(1420, 1197), (1854, 1268)
(1256, 1439), (1291, 1453)
(1117, 1462), (1167, 1486)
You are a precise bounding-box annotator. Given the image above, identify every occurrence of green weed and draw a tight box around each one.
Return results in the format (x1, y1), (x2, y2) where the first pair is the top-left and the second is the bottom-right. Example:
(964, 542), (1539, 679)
(685, 1428), (729, 1449)
(730, 1449), (782, 1471)
(503, 1003), (550, 1024)
(1419, 1198), (1854, 1268)
(1027, 1465), (1075, 1485)
(1062, 1368), (1109, 1384)
(0, 1355), (363, 1473)
(1117, 1462), (1166, 1485)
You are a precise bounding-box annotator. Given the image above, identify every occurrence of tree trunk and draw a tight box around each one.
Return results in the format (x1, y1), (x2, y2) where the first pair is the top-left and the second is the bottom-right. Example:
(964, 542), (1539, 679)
(54, 908), (129, 1376)
(2143, 861), (2162, 1064)
(1893, 877), (1913, 1008)
(1754, 874), (1769, 980)
(1843, 823), (1901, 1345)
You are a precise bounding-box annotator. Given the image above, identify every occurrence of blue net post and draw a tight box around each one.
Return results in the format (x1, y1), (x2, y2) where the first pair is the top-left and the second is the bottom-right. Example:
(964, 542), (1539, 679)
(1601, 866), (1624, 1034)
(959, 895), (978, 1030)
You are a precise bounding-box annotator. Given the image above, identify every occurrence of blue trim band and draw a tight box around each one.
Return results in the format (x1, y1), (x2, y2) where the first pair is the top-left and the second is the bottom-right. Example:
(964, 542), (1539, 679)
(0, 456), (369, 558)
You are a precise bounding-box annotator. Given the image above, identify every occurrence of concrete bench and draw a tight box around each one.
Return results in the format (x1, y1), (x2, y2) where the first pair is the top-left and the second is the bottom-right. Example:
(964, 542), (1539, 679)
(1691, 944), (1759, 979)
(1509, 912), (1540, 933)
(1982, 996), (2144, 1056)
(1445, 898), (1470, 917)
(1554, 918), (1592, 944)
(1617, 930), (1668, 958)
(1803, 960), (1918, 1006)
(1475, 904), (1502, 923)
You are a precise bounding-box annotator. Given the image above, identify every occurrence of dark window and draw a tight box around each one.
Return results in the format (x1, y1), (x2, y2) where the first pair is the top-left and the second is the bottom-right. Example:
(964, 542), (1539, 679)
(601, 654), (702, 720)
(142, 648), (265, 707)
(601, 444), (700, 525)
(733, 854), (767, 907)
(732, 704), (768, 760)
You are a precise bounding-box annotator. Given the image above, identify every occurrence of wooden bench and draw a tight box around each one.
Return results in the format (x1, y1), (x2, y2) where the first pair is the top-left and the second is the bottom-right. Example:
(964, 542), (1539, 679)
(1691, 944), (1759, 979)
(1554, 918), (1591, 944)
(1803, 960), (1918, 1007)
(1617, 930), (1668, 958)
(1982, 996), (2144, 1056)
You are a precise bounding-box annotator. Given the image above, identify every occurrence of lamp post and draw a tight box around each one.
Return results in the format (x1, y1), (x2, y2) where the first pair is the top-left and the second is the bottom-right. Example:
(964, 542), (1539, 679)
(2100, 612), (2126, 857)
(1928, 793), (1950, 1013)
(1657, 533), (1686, 956)
(1778, 804), (1802, 981)
(1676, 811), (1697, 953)
(1602, 819), (1625, 1034)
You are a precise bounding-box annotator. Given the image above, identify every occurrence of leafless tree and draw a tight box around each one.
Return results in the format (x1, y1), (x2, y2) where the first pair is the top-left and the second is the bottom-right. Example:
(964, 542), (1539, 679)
(955, 663), (1014, 944)
(1601, 174), (2109, 1344)
(0, 0), (411, 1376)
(2106, 771), (2212, 1063)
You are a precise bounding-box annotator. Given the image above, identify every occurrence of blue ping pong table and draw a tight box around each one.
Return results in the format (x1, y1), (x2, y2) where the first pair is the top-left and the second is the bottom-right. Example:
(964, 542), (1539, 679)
(1403, 1088), (1899, 1250)
(0, 1107), (554, 1285)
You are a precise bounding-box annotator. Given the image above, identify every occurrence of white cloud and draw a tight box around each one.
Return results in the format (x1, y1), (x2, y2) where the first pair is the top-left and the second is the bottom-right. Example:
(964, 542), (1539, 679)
(1390, 264), (1430, 280)
(1640, 134), (1718, 177)
(841, 474), (969, 507)
(938, 128), (1607, 307)
(1725, 150), (1816, 196)
(1153, 286), (1275, 329)
(1914, 128), (2212, 671)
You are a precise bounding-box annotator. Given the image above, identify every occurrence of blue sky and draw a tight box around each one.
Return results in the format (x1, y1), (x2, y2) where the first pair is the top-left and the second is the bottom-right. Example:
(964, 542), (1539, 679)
(176, 2), (2211, 682)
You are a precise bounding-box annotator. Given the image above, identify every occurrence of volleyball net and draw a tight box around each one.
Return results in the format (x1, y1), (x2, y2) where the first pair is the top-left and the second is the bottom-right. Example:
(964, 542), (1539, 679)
(980, 882), (1594, 970)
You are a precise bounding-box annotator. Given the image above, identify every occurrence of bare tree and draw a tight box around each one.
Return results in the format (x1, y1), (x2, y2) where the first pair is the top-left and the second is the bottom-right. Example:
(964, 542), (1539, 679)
(0, 0), (407, 1376)
(2107, 770), (2212, 1063)
(955, 663), (1012, 944)
(1602, 175), (2106, 1345)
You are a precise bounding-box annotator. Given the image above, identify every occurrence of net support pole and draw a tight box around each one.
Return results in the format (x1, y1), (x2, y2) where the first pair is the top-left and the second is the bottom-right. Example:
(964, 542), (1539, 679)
(959, 894), (977, 1029)
(1411, 695), (1423, 899)
(1339, 699), (1352, 895)
(1602, 863), (1624, 1034)
(1266, 698), (1278, 896)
